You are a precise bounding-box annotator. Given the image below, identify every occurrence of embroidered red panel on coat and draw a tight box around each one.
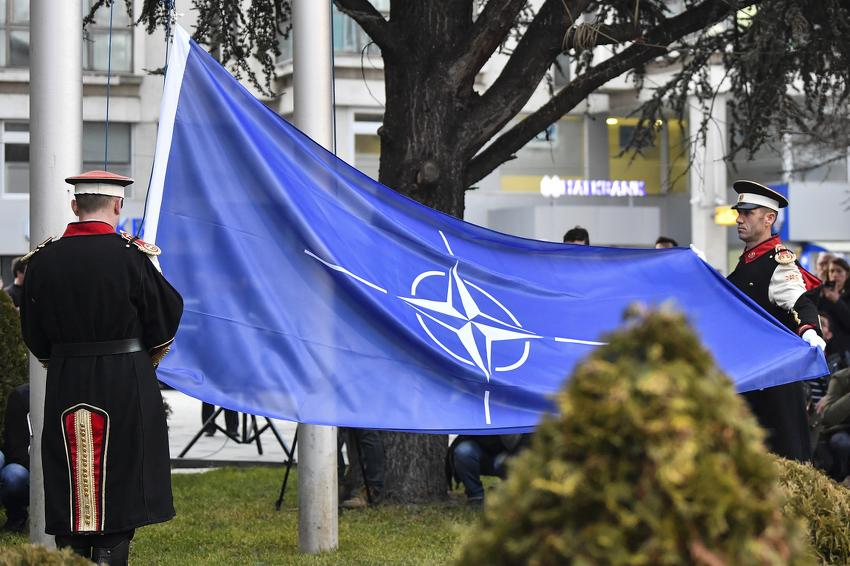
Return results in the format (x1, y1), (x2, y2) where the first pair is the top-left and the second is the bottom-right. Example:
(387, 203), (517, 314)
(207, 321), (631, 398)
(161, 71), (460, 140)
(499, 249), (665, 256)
(62, 404), (109, 533)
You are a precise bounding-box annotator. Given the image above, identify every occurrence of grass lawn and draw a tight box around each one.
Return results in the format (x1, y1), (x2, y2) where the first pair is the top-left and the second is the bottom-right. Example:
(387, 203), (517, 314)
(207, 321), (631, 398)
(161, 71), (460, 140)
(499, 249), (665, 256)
(0, 467), (483, 565)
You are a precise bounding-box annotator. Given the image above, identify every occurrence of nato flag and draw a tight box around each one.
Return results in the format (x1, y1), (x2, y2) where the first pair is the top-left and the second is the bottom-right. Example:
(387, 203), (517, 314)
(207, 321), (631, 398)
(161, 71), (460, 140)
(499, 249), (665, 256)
(143, 26), (826, 434)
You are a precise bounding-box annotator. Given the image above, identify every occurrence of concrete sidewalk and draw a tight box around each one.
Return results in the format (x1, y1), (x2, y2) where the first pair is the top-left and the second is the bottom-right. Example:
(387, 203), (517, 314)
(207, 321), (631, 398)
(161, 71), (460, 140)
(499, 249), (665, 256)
(164, 389), (298, 467)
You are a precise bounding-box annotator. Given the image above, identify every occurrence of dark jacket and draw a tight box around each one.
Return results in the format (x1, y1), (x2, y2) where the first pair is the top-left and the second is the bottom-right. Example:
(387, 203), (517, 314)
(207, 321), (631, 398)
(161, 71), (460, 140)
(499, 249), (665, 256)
(821, 368), (850, 435)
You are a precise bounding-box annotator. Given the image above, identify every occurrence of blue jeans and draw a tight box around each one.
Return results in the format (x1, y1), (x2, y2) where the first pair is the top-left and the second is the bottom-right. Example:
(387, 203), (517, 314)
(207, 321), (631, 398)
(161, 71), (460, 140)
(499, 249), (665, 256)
(452, 440), (506, 500)
(0, 450), (29, 521)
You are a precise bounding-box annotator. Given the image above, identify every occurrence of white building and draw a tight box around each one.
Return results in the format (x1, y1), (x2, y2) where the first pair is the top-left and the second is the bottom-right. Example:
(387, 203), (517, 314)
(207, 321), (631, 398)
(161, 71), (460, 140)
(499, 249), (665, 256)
(2, 1), (848, 282)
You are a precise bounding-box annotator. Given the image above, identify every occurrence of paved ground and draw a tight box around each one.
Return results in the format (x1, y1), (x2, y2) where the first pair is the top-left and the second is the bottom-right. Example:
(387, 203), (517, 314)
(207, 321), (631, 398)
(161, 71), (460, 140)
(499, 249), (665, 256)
(164, 389), (298, 468)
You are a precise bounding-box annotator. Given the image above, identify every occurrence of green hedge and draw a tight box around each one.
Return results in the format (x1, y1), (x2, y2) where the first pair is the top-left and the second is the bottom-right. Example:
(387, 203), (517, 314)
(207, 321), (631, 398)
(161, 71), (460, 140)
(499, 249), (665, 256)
(0, 291), (27, 427)
(456, 307), (813, 565)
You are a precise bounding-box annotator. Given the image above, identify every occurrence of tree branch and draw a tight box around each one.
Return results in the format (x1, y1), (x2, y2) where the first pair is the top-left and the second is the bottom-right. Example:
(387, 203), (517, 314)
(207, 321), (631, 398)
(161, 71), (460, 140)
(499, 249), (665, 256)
(333, 0), (400, 57)
(562, 22), (642, 50)
(459, 0), (588, 157)
(445, 0), (528, 89)
(465, 0), (740, 187)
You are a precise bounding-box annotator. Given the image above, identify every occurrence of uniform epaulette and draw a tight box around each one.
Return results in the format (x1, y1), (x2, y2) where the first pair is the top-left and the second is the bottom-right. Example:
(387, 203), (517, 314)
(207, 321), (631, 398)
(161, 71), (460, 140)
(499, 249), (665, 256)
(21, 236), (54, 264)
(120, 231), (161, 256)
(774, 245), (796, 265)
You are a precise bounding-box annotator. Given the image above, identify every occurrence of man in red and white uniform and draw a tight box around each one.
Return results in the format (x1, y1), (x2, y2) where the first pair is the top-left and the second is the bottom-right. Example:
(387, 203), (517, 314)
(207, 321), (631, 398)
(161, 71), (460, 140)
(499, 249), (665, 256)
(20, 171), (182, 565)
(727, 180), (825, 462)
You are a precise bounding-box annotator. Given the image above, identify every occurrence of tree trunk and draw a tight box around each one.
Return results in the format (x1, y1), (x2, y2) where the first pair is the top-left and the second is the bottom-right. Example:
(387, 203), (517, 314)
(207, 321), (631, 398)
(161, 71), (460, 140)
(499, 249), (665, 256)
(374, 1), (479, 502)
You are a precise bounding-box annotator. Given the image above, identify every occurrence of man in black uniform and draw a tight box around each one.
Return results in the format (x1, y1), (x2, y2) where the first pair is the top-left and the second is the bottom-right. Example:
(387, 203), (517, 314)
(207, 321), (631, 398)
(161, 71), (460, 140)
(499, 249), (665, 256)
(20, 171), (182, 565)
(727, 180), (826, 462)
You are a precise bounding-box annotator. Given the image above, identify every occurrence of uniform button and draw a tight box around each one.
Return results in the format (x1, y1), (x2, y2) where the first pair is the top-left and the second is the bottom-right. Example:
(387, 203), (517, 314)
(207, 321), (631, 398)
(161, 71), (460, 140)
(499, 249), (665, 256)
(749, 282), (754, 286)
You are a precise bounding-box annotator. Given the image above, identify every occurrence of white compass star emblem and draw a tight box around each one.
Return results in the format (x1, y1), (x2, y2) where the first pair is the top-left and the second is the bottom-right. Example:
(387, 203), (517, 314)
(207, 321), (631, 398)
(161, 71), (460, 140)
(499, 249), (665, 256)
(399, 261), (540, 381)
(304, 229), (606, 425)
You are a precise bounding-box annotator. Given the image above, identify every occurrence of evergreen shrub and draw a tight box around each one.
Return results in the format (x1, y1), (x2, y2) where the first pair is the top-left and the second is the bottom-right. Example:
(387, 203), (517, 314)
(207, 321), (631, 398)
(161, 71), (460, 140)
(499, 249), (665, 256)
(0, 544), (92, 565)
(456, 307), (814, 565)
(775, 457), (850, 564)
(0, 291), (27, 426)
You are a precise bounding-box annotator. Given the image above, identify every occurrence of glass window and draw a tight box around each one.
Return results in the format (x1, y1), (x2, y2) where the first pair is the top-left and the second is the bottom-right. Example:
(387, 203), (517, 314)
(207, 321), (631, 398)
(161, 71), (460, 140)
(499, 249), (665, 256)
(9, 29), (27, 66)
(1, 0), (29, 67)
(83, 122), (132, 191)
(89, 30), (132, 72)
(279, 6), (383, 62)
(1, 120), (30, 196)
(10, 0), (25, 23)
(4, 143), (28, 193)
(83, 0), (133, 72)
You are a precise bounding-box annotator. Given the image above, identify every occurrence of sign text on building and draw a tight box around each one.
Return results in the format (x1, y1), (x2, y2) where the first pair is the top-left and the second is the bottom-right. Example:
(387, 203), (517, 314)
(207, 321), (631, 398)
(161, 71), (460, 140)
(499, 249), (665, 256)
(539, 175), (646, 198)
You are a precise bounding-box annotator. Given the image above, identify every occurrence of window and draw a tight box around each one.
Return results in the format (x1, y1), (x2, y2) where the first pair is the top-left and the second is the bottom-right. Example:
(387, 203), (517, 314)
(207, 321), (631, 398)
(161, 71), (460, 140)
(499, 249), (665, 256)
(1, 121), (29, 196)
(0, 0), (30, 68)
(83, 0), (132, 72)
(277, 2), (389, 62)
(83, 122), (132, 194)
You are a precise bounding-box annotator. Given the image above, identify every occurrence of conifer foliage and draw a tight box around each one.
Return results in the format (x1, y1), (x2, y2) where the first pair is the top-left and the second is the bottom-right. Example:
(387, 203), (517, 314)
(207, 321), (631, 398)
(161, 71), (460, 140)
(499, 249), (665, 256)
(456, 307), (813, 565)
(0, 291), (27, 427)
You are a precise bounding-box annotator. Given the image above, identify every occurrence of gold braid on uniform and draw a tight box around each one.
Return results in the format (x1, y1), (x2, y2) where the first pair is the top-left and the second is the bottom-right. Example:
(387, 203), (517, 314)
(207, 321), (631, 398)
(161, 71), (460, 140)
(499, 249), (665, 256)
(149, 339), (174, 367)
(21, 237), (54, 264)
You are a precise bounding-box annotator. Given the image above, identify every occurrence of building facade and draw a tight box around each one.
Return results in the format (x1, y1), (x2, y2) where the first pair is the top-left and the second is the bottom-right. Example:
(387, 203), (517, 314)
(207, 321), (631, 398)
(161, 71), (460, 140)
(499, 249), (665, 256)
(2, 1), (848, 282)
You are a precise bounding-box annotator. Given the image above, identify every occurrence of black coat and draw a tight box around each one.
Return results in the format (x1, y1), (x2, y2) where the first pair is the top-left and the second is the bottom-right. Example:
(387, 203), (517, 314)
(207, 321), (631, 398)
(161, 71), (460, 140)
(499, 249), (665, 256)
(20, 222), (183, 535)
(727, 237), (820, 462)
(3, 383), (29, 468)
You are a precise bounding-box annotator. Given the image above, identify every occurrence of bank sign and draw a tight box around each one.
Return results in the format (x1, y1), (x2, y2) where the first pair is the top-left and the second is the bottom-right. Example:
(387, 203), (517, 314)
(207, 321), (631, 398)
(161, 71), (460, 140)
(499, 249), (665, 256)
(540, 175), (646, 198)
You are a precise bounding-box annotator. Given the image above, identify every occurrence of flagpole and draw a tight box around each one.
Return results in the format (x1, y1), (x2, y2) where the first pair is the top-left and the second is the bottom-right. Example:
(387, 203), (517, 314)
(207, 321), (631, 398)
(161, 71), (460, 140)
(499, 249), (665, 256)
(29, 0), (82, 546)
(293, 0), (339, 554)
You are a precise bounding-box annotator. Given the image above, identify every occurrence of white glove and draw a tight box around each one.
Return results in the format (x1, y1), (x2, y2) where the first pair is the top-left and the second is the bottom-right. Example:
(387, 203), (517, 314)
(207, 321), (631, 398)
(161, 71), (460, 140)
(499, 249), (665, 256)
(689, 244), (707, 261)
(802, 329), (826, 351)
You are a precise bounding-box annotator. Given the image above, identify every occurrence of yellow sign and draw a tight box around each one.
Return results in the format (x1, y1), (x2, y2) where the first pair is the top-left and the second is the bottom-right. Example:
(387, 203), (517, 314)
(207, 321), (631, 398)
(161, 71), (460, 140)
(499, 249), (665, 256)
(714, 206), (737, 226)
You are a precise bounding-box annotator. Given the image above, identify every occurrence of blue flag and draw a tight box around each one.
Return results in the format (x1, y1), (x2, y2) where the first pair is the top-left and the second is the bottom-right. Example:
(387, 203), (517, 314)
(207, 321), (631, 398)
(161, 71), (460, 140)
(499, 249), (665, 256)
(144, 27), (827, 434)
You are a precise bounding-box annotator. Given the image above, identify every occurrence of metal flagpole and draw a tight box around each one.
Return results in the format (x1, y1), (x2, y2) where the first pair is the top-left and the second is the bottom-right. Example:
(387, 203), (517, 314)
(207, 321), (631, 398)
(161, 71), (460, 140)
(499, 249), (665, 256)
(29, 0), (82, 546)
(293, 0), (339, 554)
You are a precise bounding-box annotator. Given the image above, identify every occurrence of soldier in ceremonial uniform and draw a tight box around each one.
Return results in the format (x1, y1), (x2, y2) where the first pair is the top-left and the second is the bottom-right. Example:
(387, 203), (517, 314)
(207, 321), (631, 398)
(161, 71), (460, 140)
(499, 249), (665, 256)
(727, 180), (825, 462)
(20, 171), (182, 565)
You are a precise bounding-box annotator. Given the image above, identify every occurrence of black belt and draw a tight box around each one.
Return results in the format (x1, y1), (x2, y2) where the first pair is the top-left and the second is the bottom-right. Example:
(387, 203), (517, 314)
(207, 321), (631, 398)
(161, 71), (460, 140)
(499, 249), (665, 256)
(52, 338), (145, 358)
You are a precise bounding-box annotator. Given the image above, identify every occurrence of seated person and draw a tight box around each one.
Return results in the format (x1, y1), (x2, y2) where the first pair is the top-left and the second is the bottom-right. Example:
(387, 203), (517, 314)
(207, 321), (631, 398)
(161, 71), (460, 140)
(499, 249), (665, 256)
(816, 368), (850, 483)
(1, 383), (29, 532)
(447, 434), (530, 504)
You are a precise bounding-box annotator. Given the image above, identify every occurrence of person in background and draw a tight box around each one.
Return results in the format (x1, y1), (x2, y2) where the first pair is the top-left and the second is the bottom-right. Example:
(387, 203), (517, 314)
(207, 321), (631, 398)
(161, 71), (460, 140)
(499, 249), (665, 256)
(3, 258), (25, 310)
(816, 367), (850, 485)
(201, 403), (238, 437)
(815, 252), (837, 285)
(655, 236), (678, 249)
(563, 226), (589, 245)
(447, 434), (530, 505)
(0, 383), (29, 532)
(815, 258), (850, 368)
(338, 428), (385, 509)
